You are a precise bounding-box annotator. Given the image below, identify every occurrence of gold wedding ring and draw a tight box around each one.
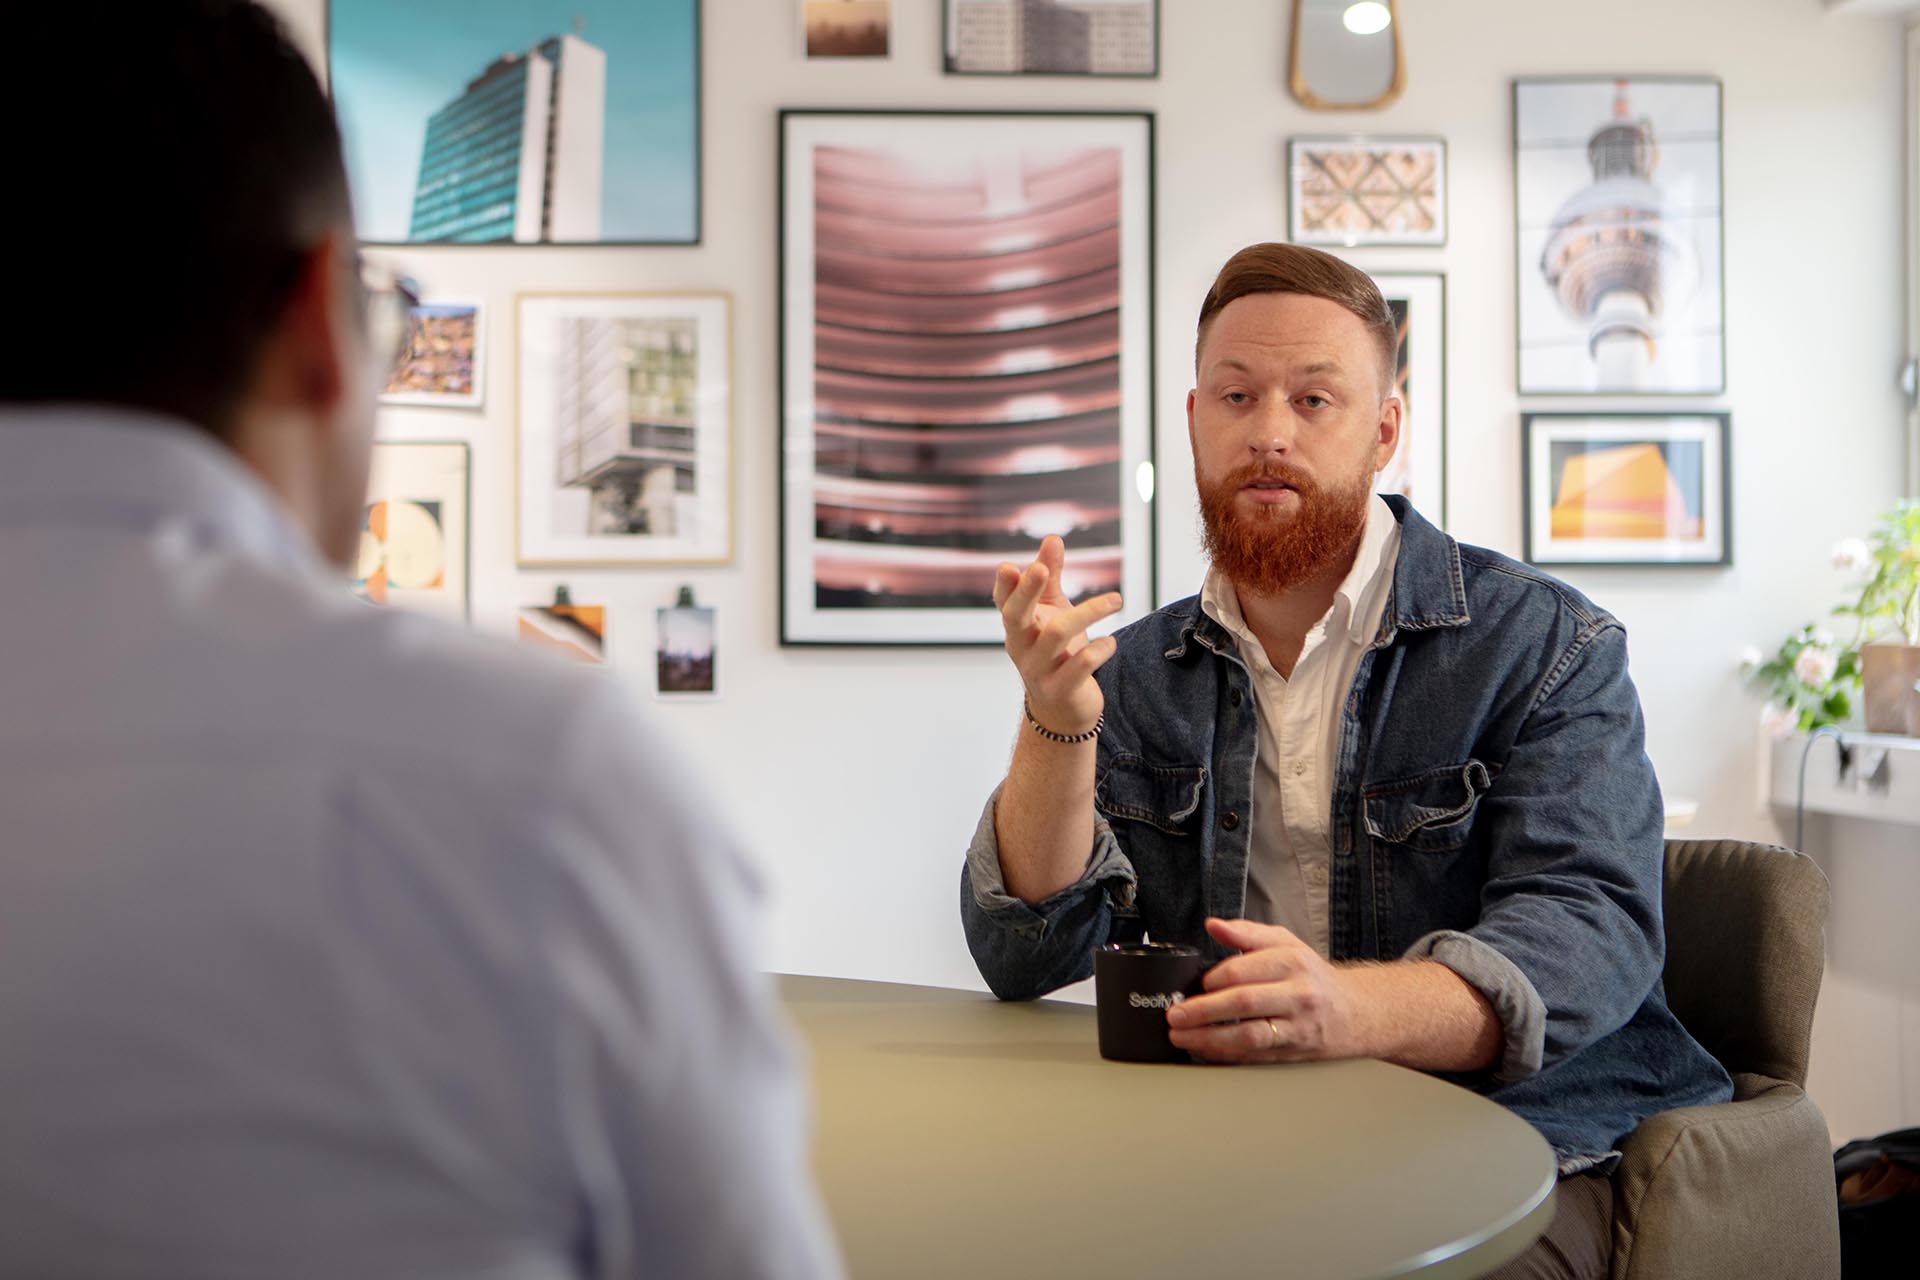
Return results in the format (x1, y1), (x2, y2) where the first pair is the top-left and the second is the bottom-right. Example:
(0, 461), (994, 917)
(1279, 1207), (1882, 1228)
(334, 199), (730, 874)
(1267, 1018), (1283, 1050)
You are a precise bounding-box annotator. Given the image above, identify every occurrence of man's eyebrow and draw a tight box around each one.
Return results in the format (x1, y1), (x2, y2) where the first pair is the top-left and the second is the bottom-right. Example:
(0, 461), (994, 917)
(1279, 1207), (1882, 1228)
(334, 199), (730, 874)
(1297, 360), (1350, 379)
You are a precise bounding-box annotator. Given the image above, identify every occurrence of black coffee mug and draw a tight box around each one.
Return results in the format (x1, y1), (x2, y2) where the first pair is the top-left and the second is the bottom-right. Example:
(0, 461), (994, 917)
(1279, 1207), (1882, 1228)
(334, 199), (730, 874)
(1094, 942), (1207, 1062)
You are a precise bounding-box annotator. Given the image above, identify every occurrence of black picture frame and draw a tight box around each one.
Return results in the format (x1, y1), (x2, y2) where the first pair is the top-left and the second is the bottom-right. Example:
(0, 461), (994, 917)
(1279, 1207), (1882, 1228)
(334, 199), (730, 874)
(325, 0), (703, 247)
(941, 0), (1160, 78)
(1520, 412), (1732, 568)
(1511, 75), (1726, 396)
(778, 108), (1158, 647)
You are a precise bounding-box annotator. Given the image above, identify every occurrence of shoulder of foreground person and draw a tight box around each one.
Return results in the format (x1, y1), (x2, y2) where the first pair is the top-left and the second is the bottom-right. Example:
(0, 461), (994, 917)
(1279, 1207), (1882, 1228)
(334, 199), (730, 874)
(210, 566), (695, 818)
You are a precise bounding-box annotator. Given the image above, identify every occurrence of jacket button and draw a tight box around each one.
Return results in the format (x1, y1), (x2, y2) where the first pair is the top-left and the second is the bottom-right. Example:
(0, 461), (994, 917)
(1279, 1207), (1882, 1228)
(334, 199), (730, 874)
(1230, 689), (1243, 707)
(1222, 810), (1240, 831)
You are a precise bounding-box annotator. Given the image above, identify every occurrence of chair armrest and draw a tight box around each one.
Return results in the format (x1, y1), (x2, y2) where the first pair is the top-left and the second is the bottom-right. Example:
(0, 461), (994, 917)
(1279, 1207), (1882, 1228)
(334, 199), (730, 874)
(1611, 1075), (1839, 1280)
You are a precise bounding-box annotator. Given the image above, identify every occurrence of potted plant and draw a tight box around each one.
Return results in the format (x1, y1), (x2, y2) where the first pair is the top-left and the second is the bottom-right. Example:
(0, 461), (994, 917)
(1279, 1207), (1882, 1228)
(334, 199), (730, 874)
(1834, 500), (1920, 736)
(1745, 626), (1860, 737)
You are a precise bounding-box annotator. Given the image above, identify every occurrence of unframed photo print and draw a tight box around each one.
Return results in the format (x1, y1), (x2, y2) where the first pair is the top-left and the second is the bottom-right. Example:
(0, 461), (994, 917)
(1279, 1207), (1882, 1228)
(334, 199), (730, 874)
(804, 0), (890, 58)
(517, 601), (607, 664)
(656, 604), (718, 697)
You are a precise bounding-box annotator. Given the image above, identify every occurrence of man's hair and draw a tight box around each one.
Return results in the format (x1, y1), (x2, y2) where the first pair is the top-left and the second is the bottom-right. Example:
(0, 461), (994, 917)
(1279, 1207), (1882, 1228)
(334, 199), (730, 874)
(2, 1), (353, 439)
(1194, 243), (1399, 391)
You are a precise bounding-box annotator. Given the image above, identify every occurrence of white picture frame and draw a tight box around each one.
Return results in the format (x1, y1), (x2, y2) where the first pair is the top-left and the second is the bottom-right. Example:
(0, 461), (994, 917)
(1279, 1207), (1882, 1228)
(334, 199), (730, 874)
(516, 292), (732, 566)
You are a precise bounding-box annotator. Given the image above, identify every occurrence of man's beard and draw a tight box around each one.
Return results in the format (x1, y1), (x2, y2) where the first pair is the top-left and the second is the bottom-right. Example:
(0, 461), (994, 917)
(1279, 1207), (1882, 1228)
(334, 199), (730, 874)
(1198, 458), (1375, 597)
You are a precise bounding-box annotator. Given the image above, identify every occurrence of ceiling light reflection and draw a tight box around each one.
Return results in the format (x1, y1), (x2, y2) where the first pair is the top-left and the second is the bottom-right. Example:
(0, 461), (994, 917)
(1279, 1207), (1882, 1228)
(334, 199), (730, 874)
(1343, 2), (1391, 35)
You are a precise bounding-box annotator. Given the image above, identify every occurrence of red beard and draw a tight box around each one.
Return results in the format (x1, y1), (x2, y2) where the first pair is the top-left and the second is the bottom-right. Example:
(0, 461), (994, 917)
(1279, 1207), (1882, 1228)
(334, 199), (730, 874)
(1197, 459), (1375, 597)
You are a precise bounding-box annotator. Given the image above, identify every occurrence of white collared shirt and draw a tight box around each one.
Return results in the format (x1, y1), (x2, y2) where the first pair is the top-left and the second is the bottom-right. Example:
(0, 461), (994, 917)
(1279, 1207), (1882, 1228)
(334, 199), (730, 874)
(0, 408), (840, 1280)
(1200, 495), (1402, 956)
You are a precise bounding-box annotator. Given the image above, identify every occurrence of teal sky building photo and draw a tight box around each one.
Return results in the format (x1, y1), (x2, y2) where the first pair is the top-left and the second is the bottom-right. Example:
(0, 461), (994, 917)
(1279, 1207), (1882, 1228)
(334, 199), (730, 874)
(330, 0), (699, 243)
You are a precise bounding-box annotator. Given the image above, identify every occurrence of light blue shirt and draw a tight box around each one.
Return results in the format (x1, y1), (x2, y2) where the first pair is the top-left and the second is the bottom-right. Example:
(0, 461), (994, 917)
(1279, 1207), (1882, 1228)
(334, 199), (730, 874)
(0, 409), (842, 1280)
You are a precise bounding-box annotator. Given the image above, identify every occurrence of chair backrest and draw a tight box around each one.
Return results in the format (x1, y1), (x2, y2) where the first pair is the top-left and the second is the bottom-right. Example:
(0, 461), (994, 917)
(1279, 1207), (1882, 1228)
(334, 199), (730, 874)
(1660, 838), (1829, 1088)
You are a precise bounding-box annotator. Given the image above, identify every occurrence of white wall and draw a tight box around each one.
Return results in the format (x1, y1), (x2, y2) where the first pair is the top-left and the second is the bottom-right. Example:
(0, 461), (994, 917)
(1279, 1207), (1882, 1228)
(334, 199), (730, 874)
(272, 0), (1913, 1139)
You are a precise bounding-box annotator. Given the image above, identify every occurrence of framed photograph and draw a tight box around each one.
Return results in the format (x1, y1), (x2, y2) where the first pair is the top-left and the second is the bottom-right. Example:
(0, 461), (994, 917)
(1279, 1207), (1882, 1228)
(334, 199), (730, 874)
(1514, 77), (1724, 394)
(1289, 137), (1446, 247)
(328, 0), (700, 245)
(518, 596), (606, 664)
(1521, 413), (1730, 567)
(656, 603), (718, 697)
(1367, 272), (1446, 525)
(516, 293), (731, 566)
(779, 109), (1157, 646)
(944, 0), (1158, 77)
(352, 441), (470, 618)
(380, 300), (484, 408)
(804, 0), (890, 57)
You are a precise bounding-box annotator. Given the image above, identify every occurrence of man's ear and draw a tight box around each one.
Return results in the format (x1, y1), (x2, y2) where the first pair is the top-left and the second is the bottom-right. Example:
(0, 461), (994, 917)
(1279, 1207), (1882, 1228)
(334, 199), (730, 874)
(258, 235), (350, 414)
(1186, 388), (1197, 455)
(1374, 393), (1403, 472)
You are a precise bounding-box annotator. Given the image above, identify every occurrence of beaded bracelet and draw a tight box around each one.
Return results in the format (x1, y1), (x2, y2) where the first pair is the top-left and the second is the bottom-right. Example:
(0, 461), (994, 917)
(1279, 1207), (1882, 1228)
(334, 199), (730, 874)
(1024, 697), (1103, 744)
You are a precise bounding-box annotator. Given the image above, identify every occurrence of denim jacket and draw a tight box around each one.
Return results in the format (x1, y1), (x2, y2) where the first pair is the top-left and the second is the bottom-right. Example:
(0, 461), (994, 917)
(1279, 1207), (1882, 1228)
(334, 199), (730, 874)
(961, 497), (1732, 1170)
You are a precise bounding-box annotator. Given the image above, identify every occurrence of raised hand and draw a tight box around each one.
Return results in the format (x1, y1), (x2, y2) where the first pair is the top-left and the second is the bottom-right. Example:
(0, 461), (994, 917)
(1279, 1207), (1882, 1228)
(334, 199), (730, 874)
(992, 535), (1124, 738)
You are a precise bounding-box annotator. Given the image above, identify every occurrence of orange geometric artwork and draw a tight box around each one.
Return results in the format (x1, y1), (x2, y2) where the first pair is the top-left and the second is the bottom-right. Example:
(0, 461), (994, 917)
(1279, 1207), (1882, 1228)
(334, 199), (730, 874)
(353, 499), (447, 605)
(1549, 444), (1702, 541)
(518, 604), (607, 664)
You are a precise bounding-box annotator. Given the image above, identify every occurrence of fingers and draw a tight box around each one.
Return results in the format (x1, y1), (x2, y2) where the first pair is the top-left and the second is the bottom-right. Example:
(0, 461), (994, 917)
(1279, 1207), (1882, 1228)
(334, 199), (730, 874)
(1170, 977), (1285, 1029)
(999, 557), (1052, 633)
(1166, 978), (1327, 1063)
(991, 561), (1021, 610)
(1039, 593), (1124, 660)
(1036, 535), (1066, 597)
(1204, 916), (1303, 956)
(1168, 1015), (1288, 1064)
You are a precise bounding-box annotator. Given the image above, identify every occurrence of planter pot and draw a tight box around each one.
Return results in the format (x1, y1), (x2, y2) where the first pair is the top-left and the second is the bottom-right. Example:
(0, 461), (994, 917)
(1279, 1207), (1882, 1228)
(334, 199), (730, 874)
(1861, 642), (1920, 737)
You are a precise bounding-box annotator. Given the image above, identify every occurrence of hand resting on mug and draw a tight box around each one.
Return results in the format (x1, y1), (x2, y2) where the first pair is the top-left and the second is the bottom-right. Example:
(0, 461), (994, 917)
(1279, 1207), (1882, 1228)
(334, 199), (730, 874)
(1165, 917), (1505, 1073)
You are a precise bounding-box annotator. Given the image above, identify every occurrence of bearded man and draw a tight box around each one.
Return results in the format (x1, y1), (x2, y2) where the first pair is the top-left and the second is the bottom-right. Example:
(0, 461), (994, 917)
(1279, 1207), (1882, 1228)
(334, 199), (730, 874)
(958, 243), (1731, 1279)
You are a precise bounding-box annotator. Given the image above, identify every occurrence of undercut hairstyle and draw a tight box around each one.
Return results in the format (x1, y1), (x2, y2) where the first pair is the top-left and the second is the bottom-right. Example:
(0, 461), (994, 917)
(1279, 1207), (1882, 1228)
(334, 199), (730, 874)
(1194, 243), (1399, 392)
(2, 1), (353, 439)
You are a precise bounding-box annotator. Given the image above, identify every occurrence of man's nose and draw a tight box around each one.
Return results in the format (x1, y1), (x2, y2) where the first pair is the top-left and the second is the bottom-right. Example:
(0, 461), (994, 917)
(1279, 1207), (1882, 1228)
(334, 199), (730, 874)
(1247, 405), (1297, 457)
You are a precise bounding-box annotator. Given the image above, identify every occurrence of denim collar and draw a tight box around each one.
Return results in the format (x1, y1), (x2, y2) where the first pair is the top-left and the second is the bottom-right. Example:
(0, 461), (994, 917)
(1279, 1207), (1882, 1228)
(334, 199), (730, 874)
(1164, 494), (1469, 661)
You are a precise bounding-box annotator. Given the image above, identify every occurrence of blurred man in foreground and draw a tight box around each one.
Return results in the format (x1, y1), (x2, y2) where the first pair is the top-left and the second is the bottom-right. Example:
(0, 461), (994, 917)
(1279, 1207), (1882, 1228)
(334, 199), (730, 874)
(0, 5), (839, 1276)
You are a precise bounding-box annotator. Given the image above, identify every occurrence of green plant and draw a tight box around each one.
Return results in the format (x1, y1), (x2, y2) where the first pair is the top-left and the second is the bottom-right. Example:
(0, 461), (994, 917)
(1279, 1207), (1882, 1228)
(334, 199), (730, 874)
(1746, 625), (1860, 735)
(1832, 499), (1920, 647)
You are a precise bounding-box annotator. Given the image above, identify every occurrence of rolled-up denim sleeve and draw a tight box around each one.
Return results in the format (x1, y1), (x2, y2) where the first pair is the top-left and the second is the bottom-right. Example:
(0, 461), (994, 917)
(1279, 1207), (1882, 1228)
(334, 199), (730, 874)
(1406, 621), (1665, 1087)
(959, 783), (1136, 1001)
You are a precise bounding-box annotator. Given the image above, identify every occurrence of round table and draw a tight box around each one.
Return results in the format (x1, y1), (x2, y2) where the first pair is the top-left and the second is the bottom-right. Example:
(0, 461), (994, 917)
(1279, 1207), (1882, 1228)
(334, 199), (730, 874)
(781, 975), (1557, 1280)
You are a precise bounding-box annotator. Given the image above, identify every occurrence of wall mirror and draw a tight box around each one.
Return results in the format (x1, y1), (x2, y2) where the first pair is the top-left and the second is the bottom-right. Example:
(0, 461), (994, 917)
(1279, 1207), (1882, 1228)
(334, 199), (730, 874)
(1289, 0), (1405, 111)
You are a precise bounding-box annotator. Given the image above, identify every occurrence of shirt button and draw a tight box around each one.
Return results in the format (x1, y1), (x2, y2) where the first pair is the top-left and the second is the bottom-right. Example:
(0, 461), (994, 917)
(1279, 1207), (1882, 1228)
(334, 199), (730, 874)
(1291, 759), (1308, 777)
(1230, 689), (1243, 707)
(1222, 811), (1240, 831)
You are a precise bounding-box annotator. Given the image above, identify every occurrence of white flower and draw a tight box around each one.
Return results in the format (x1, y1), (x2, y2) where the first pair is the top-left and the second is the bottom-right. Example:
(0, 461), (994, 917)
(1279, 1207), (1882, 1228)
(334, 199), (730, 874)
(1811, 627), (1836, 648)
(1793, 646), (1837, 688)
(1759, 702), (1798, 741)
(1832, 538), (1871, 571)
(1737, 645), (1764, 670)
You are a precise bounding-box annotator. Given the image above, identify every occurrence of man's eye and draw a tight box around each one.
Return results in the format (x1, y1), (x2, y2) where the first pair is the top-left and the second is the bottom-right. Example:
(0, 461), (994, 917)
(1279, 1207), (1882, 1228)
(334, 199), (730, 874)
(1299, 395), (1330, 410)
(1223, 392), (1251, 405)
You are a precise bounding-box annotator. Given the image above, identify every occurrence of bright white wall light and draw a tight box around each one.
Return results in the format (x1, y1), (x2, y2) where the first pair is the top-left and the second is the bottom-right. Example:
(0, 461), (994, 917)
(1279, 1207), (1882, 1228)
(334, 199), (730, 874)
(1342, 2), (1392, 36)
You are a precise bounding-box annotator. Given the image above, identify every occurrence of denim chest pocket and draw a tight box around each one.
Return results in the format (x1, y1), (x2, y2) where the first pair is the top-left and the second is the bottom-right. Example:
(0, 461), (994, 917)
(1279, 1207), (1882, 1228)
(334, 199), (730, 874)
(1096, 755), (1208, 836)
(1362, 759), (1496, 853)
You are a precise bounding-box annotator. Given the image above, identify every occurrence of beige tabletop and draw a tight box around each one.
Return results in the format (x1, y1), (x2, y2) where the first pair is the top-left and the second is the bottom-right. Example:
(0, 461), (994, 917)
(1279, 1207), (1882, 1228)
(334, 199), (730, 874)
(781, 974), (1557, 1280)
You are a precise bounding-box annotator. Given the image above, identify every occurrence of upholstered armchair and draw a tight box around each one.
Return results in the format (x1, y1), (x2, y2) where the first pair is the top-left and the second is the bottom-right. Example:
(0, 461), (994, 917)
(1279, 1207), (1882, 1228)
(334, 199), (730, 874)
(1609, 839), (1841, 1279)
